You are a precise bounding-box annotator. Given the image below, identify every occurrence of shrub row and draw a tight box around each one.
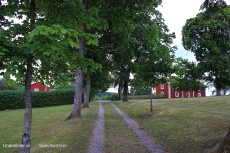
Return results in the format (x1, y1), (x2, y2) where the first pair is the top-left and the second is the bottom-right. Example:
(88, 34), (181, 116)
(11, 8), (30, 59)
(0, 90), (74, 111)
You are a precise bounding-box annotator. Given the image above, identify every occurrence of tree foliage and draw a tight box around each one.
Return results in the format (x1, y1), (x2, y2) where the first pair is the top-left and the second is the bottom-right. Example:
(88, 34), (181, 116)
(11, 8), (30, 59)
(170, 58), (206, 96)
(182, 0), (230, 95)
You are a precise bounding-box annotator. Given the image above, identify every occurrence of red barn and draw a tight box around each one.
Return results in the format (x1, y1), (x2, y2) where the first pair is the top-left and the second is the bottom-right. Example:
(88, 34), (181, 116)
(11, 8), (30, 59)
(30, 82), (50, 92)
(155, 82), (205, 98)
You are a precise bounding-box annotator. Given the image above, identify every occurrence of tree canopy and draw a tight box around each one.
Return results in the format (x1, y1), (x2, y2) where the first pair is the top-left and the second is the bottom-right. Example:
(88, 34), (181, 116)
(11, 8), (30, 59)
(182, 0), (230, 95)
(170, 58), (206, 96)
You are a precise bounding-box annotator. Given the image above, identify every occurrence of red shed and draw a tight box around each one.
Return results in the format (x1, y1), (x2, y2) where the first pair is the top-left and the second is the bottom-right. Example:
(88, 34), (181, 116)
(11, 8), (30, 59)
(155, 82), (205, 98)
(30, 82), (50, 92)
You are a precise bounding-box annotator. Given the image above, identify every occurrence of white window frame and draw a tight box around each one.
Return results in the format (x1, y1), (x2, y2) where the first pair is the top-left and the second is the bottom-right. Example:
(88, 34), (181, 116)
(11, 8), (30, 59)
(175, 92), (179, 97)
(198, 93), (201, 97)
(34, 88), (39, 92)
(160, 84), (164, 89)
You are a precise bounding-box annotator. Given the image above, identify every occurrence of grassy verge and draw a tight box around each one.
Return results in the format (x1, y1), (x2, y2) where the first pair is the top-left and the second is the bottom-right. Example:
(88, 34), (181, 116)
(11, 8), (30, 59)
(0, 103), (98, 153)
(102, 102), (150, 152)
(112, 96), (230, 153)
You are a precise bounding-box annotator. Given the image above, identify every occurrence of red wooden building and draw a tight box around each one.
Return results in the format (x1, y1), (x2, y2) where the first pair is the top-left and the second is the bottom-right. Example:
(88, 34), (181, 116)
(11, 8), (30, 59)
(30, 82), (50, 92)
(155, 82), (205, 98)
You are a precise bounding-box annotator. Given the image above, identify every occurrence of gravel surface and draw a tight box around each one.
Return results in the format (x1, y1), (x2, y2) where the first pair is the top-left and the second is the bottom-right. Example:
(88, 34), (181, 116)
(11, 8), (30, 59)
(87, 103), (105, 153)
(110, 103), (166, 153)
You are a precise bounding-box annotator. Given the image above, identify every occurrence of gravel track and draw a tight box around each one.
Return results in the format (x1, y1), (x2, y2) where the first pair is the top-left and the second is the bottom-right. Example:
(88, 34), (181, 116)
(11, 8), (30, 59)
(87, 102), (166, 153)
(110, 103), (166, 153)
(87, 103), (105, 153)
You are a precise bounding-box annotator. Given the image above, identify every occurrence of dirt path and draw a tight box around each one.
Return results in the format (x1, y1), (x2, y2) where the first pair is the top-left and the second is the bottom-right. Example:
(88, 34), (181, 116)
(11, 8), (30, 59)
(87, 103), (105, 153)
(87, 102), (166, 153)
(110, 103), (166, 153)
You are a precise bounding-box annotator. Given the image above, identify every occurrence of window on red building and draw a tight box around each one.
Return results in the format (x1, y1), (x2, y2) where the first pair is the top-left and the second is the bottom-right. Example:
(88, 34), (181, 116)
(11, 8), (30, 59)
(175, 92), (179, 97)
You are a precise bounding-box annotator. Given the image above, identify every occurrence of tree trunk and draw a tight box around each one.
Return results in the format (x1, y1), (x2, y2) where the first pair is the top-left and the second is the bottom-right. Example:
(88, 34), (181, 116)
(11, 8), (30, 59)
(217, 125), (230, 153)
(66, 68), (83, 121)
(122, 67), (131, 102)
(150, 87), (153, 112)
(21, 0), (35, 152)
(66, 0), (87, 120)
(82, 67), (91, 108)
(216, 88), (221, 96)
(123, 81), (128, 101)
(66, 37), (85, 120)
(118, 84), (122, 100)
(21, 60), (33, 153)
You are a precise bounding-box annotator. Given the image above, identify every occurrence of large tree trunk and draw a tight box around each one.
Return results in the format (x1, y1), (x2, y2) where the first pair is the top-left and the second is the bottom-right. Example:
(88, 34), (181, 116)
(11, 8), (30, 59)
(123, 67), (131, 102)
(66, 37), (85, 120)
(66, 68), (83, 120)
(123, 81), (128, 101)
(82, 67), (91, 108)
(118, 84), (122, 100)
(21, 60), (33, 153)
(216, 88), (221, 96)
(217, 125), (230, 152)
(66, 0), (87, 120)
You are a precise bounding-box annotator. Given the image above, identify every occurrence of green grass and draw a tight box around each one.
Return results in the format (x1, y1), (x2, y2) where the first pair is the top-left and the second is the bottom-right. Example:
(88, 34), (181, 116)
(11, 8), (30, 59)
(112, 96), (230, 153)
(0, 103), (98, 153)
(1, 96), (230, 153)
(102, 103), (150, 153)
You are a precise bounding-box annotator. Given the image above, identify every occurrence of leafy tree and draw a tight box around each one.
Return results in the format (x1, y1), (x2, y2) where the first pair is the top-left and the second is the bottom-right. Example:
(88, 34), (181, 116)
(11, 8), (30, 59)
(90, 0), (165, 102)
(64, 0), (107, 119)
(130, 78), (150, 95)
(182, 0), (230, 96)
(170, 58), (206, 97)
(0, 0), (99, 151)
(133, 9), (176, 111)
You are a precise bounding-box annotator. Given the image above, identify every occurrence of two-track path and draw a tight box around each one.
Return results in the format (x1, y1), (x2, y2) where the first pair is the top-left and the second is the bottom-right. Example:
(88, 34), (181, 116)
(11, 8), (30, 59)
(87, 101), (167, 153)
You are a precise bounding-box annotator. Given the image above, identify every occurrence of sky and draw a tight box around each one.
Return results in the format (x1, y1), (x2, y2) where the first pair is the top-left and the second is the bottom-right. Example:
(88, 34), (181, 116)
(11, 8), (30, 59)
(157, 0), (230, 61)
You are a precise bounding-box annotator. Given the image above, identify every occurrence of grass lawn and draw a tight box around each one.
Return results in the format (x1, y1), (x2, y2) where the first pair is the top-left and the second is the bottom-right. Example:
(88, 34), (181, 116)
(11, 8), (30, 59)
(1, 96), (230, 153)
(0, 103), (98, 153)
(113, 96), (230, 153)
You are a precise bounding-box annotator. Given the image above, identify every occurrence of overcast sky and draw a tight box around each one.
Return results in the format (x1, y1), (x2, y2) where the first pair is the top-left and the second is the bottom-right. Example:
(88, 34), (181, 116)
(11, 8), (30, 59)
(157, 0), (230, 61)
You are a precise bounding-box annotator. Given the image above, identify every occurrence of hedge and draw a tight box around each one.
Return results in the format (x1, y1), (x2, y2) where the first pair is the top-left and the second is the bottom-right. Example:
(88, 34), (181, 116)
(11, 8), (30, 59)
(0, 90), (74, 111)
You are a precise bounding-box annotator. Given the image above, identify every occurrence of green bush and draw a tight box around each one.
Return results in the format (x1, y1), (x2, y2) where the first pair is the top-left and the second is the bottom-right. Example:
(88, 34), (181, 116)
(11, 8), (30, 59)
(0, 89), (74, 111)
(0, 90), (24, 110)
(108, 94), (118, 101)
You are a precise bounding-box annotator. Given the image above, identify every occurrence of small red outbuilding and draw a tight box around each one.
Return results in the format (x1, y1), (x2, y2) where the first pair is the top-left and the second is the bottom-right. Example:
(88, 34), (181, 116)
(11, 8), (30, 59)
(30, 82), (50, 92)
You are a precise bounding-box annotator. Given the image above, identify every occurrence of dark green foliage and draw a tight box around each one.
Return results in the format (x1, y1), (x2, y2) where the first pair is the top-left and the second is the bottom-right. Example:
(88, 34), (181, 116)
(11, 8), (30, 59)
(182, 0), (230, 95)
(0, 90), (74, 111)
(95, 92), (113, 97)
(0, 91), (24, 110)
(170, 58), (206, 94)
(107, 94), (119, 101)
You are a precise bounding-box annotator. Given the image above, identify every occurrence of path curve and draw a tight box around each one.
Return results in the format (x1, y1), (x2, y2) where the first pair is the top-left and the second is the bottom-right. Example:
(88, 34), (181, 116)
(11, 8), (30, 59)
(110, 103), (166, 153)
(87, 103), (105, 153)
